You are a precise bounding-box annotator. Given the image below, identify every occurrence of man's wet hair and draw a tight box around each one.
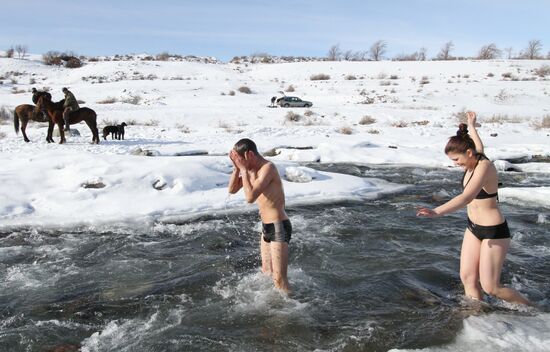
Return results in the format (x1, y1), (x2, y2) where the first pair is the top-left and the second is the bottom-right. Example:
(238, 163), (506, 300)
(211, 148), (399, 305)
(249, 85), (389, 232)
(234, 138), (259, 156)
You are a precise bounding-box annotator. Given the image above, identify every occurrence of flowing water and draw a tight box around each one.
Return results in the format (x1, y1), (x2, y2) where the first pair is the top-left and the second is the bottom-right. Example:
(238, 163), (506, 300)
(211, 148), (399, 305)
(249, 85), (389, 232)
(0, 164), (548, 352)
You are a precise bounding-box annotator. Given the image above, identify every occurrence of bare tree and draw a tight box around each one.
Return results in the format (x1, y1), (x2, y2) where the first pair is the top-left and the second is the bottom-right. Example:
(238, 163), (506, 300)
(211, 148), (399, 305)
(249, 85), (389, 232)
(369, 40), (387, 61)
(477, 43), (501, 60)
(522, 39), (543, 59)
(503, 47), (514, 59)
(14, 44), (27, 59)
(327, 44), (342, 61)
(418, 47), (427, 61)
(343, 50), (354, 61)
(436, 41), (454, 60)
(353, 51), (368, 61)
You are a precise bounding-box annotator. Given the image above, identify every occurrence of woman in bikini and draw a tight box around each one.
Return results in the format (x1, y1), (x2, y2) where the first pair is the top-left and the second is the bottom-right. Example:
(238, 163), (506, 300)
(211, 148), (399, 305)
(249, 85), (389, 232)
(417, 111), (530, 305)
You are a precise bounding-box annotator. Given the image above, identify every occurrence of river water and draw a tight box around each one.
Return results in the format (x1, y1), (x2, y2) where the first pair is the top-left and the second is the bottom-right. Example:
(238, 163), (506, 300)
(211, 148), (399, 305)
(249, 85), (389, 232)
(0, 164), (548, 351)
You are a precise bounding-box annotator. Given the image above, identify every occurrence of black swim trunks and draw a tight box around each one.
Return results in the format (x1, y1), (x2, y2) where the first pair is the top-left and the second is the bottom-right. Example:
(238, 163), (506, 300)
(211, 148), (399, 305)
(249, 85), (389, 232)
(467, 217), (510, 241)
(262, 219), (292, 243)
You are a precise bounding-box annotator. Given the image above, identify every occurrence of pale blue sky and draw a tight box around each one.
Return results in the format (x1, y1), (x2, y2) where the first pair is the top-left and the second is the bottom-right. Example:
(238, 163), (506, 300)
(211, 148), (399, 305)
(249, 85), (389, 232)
(1, 0), (548, 61)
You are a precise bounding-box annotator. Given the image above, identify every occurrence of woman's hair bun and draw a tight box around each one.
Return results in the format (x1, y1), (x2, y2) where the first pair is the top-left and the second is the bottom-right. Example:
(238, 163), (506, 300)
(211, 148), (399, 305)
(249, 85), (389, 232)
(457, 123), (469, 138)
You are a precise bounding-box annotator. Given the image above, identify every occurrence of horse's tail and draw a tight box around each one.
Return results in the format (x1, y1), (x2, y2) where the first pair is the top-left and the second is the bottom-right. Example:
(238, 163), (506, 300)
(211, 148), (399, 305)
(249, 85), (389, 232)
(14, 109), (19, 134)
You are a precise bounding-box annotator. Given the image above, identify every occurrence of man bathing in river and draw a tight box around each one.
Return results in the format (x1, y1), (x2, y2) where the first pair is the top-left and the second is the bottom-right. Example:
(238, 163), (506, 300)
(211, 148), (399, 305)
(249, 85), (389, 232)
(228, 138), (292, 294)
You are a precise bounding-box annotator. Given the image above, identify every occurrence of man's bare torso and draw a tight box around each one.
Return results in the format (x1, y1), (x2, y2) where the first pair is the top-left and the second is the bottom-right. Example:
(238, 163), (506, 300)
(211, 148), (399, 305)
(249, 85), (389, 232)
(248, 162), (287, 223)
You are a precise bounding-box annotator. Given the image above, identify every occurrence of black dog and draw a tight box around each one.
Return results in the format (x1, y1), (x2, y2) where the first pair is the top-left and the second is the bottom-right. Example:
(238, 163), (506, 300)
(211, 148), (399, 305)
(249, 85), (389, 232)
(102, 122), (127, 140)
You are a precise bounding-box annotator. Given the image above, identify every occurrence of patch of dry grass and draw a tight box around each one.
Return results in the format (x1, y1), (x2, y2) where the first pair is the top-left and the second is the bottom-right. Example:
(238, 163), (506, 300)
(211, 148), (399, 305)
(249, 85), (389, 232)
(484, 114), (523, 124)
(238, 86), (252, 94)
(337, 126), (353, 135)
(533, 115), (550, 129)
(359, 115), (376, 125)
(391, 121), (409, 128)
(97, 97), (118, 104)
(310, 73), (330, 81)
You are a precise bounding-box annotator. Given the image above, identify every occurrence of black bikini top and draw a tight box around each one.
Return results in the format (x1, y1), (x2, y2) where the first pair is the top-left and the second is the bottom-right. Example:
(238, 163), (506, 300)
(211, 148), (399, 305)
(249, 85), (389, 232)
(461, 154), (498, 199)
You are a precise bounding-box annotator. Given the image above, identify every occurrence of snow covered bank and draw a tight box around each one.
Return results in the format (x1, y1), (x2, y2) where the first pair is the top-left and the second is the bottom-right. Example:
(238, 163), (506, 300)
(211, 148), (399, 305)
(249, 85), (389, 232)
(0, 150), (407, 227)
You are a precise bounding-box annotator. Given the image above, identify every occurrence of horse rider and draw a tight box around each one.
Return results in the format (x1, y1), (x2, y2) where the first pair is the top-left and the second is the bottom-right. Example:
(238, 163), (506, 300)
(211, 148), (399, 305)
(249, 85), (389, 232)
(62, 87), (79, 131)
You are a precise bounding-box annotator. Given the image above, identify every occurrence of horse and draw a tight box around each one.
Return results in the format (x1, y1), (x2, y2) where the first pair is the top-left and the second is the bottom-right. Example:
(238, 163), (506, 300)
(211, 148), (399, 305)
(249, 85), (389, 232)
(35, 96), (100, 144)
(14, 104), (49, 142)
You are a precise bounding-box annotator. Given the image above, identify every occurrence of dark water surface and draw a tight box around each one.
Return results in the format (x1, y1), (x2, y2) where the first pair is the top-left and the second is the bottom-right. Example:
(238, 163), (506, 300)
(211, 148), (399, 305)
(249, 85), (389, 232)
(0, 165), (548, 351)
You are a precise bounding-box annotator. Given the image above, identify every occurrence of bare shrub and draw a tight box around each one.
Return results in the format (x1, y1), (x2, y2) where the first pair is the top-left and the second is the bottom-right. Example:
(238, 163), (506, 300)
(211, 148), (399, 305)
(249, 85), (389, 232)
(487, 72), (494, 77)
(494, 89), (511, 103)
(453, 109), (468, 124)
(304, 110), (314, 117)
(156, 52), (170, 61)
(97, 97), (118, 104)
(533, 115), (550, 129)
(121, 95), (142, 105)
(0, 106), (11, 123)
(501, 72), (513, 79)
(176, 123), (191, 133)
(310, 74), (330, 81)
(420, 76), (430, 85)
(338, 126), (353, 135)
(412, 120), (430, 126)
(359, 115), (376, 125)
(43, 51), (63, 65)
(125, 119), (137, 125)
(390, 75), (399, 80)
(144, 119), (159, 126)
(485, 114), (523, 124)
(5, 47), (14, 58)
(285, 111), (302, 123)
(42, 51), (82, 68)
(101, 118), (118, 126)
(367, 129), (380, 134)
(379, 81), (391, 86)
(65, 57), (82, 68)
(238, 86), (252, 94)
(228, 90), (235, 96)
(345, 75), (357, 80)
(391, 121), (409, 128)
(535, 65), (550, 77)
(285, 84), (295, 92)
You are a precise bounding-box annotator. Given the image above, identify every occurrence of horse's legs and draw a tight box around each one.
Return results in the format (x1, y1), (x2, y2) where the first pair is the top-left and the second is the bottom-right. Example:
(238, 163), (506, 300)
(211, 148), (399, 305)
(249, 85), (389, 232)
(47, 121), (54, 143)
(57, 121), (66, 144)
(84, 119), (100, 144)
(21, 119), (30, 142)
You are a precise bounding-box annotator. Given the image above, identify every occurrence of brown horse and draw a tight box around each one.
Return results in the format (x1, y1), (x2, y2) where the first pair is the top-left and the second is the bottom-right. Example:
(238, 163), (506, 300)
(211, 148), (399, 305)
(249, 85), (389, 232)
(14, 104), (49, 142)
(36, 96), (100, 144)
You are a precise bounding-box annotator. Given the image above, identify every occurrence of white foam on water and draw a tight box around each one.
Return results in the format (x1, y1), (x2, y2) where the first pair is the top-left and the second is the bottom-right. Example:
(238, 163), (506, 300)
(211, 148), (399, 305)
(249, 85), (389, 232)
(80, 308), (184, 352)
(537, 213), (548, 224)
(389, 312), (550, 352)
(212, 268), (312, 317)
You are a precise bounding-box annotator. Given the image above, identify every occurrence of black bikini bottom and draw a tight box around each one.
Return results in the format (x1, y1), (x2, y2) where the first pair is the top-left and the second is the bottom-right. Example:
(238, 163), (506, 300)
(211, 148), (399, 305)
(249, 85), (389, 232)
(467, 217), (510, 240)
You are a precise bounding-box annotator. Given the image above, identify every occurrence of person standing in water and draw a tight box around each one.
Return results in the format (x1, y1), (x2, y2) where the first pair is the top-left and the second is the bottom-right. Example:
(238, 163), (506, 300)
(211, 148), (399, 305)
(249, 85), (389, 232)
(417, 111), (531, 305)
(228, 138), (292, 294)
